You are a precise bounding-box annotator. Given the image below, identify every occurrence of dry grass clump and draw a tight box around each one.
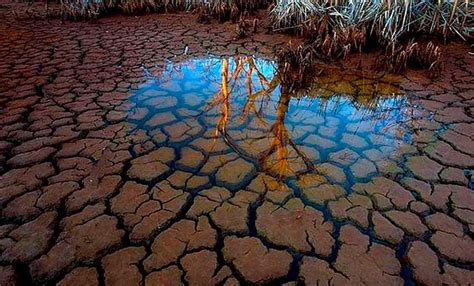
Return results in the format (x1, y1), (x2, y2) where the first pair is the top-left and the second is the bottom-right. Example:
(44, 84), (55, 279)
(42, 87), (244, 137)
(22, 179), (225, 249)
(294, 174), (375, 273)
(385, 39), (443, 75)
(58, 0), (271, 19)
(275, 44), (317, 91)
(270, 0), (318, 33)
(234, 18), (259, 38)
(271, 0), (472, 42)
(270, 0), (472, 74)
(200, 0), (267, 22)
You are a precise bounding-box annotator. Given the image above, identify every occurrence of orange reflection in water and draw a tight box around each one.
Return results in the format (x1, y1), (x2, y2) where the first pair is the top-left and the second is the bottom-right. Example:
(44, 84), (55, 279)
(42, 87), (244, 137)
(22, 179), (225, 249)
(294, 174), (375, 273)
(207, 56), (317, 185)
(159, 55), (404, 188)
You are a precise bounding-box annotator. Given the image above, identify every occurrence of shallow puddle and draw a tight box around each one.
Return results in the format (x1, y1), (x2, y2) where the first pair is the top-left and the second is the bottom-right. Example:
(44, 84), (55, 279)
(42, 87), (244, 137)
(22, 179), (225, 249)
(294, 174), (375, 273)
(129, 56), (415, 189)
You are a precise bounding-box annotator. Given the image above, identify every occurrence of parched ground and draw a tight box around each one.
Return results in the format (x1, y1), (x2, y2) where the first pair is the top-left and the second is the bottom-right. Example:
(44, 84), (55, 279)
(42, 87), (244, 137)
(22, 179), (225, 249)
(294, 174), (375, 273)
(0, 4), (474, 286)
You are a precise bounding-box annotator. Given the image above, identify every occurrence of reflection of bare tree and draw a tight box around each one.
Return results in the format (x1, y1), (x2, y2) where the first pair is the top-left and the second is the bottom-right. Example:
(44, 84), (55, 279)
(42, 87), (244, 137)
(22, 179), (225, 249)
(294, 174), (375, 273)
(261, 92), (307, 182)
(215, 58), (230, 139)
(204, 56), (405, 183)
(205, 56), (316, 183)
(143, 55), (404, 184)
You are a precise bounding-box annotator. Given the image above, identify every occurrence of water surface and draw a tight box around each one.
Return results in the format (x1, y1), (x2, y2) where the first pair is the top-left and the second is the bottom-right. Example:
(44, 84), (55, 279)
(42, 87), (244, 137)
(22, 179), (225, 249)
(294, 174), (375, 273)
(129, 56), (414, 189)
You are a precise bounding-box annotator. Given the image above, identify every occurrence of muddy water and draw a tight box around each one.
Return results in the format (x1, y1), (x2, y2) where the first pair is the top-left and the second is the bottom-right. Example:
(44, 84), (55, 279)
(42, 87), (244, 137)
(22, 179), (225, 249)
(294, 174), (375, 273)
(128, 56), (415, 190)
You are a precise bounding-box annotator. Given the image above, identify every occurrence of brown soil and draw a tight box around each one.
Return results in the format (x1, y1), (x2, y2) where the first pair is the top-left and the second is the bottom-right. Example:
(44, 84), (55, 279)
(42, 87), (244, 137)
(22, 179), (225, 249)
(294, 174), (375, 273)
(0, 2), (473, 285)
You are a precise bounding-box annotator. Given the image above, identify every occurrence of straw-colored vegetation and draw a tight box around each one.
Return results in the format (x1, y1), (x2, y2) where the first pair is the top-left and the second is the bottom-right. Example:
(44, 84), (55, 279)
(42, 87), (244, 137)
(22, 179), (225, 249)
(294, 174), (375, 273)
(270, 0), (472, 73)
(58, 0), (270, 19)
(271, 0), (472, 41)
(28, 0), (473, 73)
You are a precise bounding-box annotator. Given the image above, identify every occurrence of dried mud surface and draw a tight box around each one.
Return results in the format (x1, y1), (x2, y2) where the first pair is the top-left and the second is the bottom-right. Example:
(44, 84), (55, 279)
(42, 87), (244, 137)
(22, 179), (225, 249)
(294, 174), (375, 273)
(0, 6), (473, 286)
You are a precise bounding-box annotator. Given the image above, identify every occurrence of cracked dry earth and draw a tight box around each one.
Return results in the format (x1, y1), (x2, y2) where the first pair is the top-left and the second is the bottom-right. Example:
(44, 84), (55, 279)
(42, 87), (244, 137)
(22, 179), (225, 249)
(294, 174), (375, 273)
(1, 8), (474, 286)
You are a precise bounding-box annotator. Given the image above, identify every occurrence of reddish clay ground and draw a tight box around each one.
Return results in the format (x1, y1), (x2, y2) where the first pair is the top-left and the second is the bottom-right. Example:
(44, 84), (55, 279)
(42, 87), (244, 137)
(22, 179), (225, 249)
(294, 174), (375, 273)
(0, 2), (473, 285)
